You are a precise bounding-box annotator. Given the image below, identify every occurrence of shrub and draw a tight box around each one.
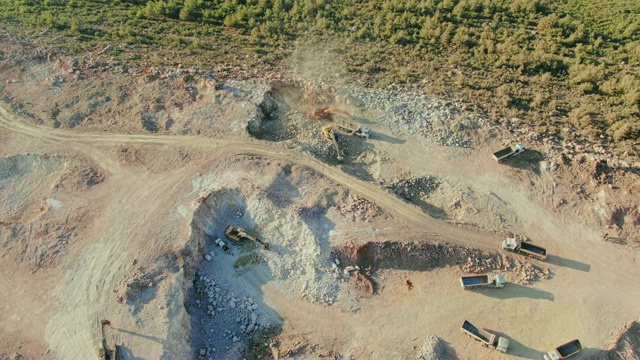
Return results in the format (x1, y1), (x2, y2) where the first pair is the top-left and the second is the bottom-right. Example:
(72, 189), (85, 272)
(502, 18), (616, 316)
(607, 121), (639, 142)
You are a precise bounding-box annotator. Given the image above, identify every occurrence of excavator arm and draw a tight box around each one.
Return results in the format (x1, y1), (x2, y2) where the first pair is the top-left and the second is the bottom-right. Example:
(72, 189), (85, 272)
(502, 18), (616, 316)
(312, 108), (352, 119)
(322, 125), (344, 162)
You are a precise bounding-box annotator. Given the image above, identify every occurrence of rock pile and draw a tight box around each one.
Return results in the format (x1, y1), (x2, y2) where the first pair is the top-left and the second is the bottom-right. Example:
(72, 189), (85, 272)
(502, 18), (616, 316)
(338, 241), (552, 285)
(385, 175), (440, 203)
(418, 334), (451, 360)
(337, 193), (386, 221)
(192, 271), (272, 359)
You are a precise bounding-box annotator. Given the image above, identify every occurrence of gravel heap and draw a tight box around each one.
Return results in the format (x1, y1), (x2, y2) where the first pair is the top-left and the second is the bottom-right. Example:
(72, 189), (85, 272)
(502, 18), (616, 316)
(606, 319), (640, 359)
(338, 241), (552, 285)
(462, 253), (553, 285)
(384, 175), (441, 203)
(417, 335), (451, 360)
(336, 193), (387, 222)
(190, 270), (274, 359)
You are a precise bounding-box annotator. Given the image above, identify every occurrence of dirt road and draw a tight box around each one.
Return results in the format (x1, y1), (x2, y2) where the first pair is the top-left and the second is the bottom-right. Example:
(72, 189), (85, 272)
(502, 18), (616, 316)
(1, 102), (639, 359)
(0, 105), (497, 248)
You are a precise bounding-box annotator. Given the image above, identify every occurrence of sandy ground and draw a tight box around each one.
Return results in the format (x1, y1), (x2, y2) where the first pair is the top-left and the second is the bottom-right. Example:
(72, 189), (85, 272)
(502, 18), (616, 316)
(0, 37), (639, 360)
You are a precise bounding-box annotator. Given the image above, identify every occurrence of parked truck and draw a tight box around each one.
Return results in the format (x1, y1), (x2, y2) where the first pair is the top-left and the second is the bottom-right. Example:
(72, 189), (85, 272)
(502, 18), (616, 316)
(502, 237), (547, 260)
(460, 274), (506, 290)
(214, 238), (230, 253)
(543, 339), (583, 360)
(461, 320), (509, 353)
(492, 143), (525, 163)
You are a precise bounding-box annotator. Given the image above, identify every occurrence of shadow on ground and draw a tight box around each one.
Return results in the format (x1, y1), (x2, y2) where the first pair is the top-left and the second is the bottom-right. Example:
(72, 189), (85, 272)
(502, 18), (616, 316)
(546, 255), (590, 272)
(369, 131), (405, 144)
(477, 283), (554, 301)
(116, 345), (145, 360)
(114, 327), (165, 344)
(489, 330), (545, 359)
(502, 149), (546, 174)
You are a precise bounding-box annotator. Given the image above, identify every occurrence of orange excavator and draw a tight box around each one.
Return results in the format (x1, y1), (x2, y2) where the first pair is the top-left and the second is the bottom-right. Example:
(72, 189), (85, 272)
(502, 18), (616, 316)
(311, 108), (370, 139)
(312, 108), (352, 119)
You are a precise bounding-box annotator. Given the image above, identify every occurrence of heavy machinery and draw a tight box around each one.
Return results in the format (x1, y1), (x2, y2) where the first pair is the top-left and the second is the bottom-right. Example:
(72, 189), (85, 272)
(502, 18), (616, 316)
(461, 320), (509, 353)
(214, 238), (231, 253)
(492, 143), (525, 163)
(502, 237), (547, 261)
(98, 319), (119, 360)
(460, 273), (506, 290)
(313, 107), (371, 162)
(312, 107), (352, 119)
(544, 339), (583, 360)
(322, 124), (344, 162)
(225, 226), (269, 250)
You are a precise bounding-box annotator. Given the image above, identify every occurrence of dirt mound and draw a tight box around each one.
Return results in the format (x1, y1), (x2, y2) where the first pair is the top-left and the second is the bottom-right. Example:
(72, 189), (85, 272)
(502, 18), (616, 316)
(605, 320), (640, 359)
(55, 157), (105, 190)
(383, 174), (446, 219)
(418, 335), (455, 360)
(337, 241), (552, 285)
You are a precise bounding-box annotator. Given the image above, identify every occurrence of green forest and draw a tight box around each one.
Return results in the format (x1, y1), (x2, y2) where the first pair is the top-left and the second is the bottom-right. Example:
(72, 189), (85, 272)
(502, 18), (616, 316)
(1, 0), (639, 154)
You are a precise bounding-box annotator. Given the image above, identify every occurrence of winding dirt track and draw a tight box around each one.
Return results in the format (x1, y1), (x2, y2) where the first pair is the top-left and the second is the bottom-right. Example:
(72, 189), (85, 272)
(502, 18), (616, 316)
(3, 104), (639, 359)
(0, 105), (496, 249)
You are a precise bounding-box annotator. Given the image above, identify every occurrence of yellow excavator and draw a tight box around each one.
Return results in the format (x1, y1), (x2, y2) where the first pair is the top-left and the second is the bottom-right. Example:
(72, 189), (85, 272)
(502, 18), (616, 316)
(322, 124), (344, 162)
(225, 226), (269, 250)
(98, 319), (119, 360)
(313, 108), (371, 162)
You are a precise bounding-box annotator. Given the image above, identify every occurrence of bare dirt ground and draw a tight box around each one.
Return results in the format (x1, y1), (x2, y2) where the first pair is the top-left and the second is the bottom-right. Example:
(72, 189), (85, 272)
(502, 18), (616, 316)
(0, 35), (639, 360)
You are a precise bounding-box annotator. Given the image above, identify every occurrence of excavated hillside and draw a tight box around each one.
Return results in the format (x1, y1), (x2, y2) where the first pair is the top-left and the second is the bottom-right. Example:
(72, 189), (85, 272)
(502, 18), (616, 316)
(0, 35), (639, 360)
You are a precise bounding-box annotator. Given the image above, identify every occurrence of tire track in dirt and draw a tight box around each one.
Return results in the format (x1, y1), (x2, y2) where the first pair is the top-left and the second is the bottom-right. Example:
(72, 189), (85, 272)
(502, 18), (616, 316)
(1, 105), (498, 358)
(0, 105), (497, 249)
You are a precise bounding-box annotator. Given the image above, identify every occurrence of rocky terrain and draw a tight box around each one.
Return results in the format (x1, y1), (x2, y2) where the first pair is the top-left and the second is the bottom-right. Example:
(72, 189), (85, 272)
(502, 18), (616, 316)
(0, 32), (638, 360)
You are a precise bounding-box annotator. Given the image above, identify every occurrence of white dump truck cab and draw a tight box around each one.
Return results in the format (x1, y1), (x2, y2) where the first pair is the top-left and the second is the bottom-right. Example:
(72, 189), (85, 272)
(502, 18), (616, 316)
(496, 337), (510, 353)
(493, 274), (506, 288)
(502, 237), (518, 251)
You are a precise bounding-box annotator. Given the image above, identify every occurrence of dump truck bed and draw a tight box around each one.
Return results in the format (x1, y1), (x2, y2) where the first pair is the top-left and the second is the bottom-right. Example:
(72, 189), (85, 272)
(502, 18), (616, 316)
(557, 339), (582, 357)
(461, 275), (490, 285)
(520, 242), (547, 255)
(462, 320), (492, 343)
(492, 147), (514, 160)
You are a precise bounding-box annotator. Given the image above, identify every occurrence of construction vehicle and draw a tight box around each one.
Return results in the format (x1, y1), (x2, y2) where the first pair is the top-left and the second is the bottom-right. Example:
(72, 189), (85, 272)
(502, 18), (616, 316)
(313, 107), (370, 162)
(225, 226), (269, 250)
(502, 237), (547, 260)
(214, 238), (231, 253)
(98, 319), (119, 360)
(492, 143), (525, 163)
(312, 108), (371, 139)
(543, 339), (583, 360)
(460, 274), (506, 290)
(322, 125), (345, 162)
(312, 108), (352, 119)
(461, 320), (509, 353)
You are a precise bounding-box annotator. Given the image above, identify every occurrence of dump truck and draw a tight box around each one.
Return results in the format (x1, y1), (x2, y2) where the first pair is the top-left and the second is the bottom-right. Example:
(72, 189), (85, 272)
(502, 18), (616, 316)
(502, 237), (547, 260)
(492, 143), (525, 163)
(461, 320), (509, 353)
(543, 339), (582, 360)
(225, 226), (269, 250)
(460, 274), (506, 290)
